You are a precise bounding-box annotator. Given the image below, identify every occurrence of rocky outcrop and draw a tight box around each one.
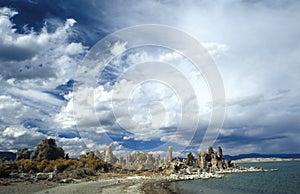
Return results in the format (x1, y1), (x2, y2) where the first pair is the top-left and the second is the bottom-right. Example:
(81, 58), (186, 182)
(94, 150), (103, 160)
(198, 146), (227, 171)
(155, 154), (161, 166)
(185, 152), (195, 166)
(104, 143), (117, 165)
(124, 152), (157, 171)
(197, 151), (207, 169)
(218, 146), (224, 160)
(30, 138), (64, 161)
(161, 146), (234, 175)
(166, 146), (173, 163)
(16, 148), (30, 160)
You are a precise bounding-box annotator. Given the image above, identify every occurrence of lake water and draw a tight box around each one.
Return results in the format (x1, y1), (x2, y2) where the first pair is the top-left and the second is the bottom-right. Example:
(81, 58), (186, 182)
(169, 161), (300, 194)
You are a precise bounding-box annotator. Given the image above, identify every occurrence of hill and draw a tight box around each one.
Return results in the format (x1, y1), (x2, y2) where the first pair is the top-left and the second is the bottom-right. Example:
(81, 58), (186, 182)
(224, 153), (300, 160)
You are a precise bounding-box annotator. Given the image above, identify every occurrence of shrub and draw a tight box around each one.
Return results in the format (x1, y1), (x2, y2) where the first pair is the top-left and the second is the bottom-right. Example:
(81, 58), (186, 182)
(44, 160), (56, 172)
(37, 159), (49, 172)
(0, 163), (10, 178)
(55, 162), (68, 173)
(79, 153), (108, 171)
(16, 159), (38, 173)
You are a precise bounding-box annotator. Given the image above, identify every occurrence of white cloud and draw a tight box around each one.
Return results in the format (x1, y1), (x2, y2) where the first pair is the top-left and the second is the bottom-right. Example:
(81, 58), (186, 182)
(87, 0), (300, 154)
(202, 42), (229, 57)
(55, 98), (76, 129)
(0, 7), (86, 85)
(0, 126), (46, 151)
(0, 95), (34, 126)
(110, 41), (128, 56)
(1, 0), (300, 155)
(61, 46), (214, 153)
(0, 7), (89, 154)
(0, 7), (78, 62)
(56, 137), (88, 157)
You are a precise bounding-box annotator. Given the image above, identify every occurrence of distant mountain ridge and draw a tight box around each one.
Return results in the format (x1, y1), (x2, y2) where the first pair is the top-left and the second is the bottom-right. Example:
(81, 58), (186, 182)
(224, 153), (300, 160)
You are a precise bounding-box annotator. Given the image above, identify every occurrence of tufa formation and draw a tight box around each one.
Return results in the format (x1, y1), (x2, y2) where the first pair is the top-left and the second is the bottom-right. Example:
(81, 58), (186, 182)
(30, 138), (65, 161)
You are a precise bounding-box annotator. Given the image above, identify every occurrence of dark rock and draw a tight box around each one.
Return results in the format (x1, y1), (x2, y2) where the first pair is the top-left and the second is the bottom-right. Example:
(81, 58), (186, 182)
(208, 146), (214, 155)
(186, 152), (195, 166)
(30, 138), (64, 161)
(16, 148), (30, 160)
(218, 146), (224, 160)
(197, 151), (208, 169)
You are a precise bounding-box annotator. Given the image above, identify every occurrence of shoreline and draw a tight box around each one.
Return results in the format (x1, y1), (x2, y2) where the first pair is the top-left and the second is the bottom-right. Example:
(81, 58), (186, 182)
(2, 157), (296, 194)
(0, 166), (267, 194)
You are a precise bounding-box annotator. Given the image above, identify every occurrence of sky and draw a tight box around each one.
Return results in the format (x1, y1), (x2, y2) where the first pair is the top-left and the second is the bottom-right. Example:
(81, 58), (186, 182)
(0, 0), (299, 157)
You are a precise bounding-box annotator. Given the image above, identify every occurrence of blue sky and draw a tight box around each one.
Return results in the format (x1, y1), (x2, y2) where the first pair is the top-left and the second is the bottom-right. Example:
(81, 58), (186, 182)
(0, 0), (299, 157)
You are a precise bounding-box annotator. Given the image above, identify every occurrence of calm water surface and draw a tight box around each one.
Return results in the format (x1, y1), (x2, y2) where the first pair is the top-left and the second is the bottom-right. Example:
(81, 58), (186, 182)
(171, 161), (300, 194)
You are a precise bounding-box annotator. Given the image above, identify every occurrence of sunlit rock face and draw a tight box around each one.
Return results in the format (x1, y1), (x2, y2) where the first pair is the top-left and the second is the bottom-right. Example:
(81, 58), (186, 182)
(124, 152), (157, 171)
(197, 151), (208, 169)
(104, 143), (117, 165)
(165, 146), (173, 163)
(93, 144), (234, 173)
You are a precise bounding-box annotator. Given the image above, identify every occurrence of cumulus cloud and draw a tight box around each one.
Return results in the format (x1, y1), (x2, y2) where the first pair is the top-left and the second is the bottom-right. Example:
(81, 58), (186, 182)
(58, 45), (214, 155)
(1, 0), (300, 155)
(0, 95), (48, 150)
(0, 126), (46, 151)
(0, 7), (88, 155)
(0, 7), (73, 62)
(0, 7), (86, 84)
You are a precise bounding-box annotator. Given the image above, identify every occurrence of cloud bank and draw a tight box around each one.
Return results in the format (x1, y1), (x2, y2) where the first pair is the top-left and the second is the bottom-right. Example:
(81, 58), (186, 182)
(0, 0), (300, 156)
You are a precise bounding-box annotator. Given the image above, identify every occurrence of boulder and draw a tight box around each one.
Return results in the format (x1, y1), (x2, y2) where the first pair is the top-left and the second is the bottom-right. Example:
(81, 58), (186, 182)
(30, 138), (64, 161)
(36, 172), (49, 180)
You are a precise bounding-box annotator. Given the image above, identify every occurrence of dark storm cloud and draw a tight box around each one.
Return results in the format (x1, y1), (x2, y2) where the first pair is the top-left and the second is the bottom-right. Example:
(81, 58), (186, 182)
(217, 134), (287, 145)
(0, 45), (36, 61)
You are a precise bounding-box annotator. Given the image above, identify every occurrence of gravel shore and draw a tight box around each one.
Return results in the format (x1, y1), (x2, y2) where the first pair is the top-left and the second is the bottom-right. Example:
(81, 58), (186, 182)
(0, 176), (171, 194)
(0, 167), (265, 194)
